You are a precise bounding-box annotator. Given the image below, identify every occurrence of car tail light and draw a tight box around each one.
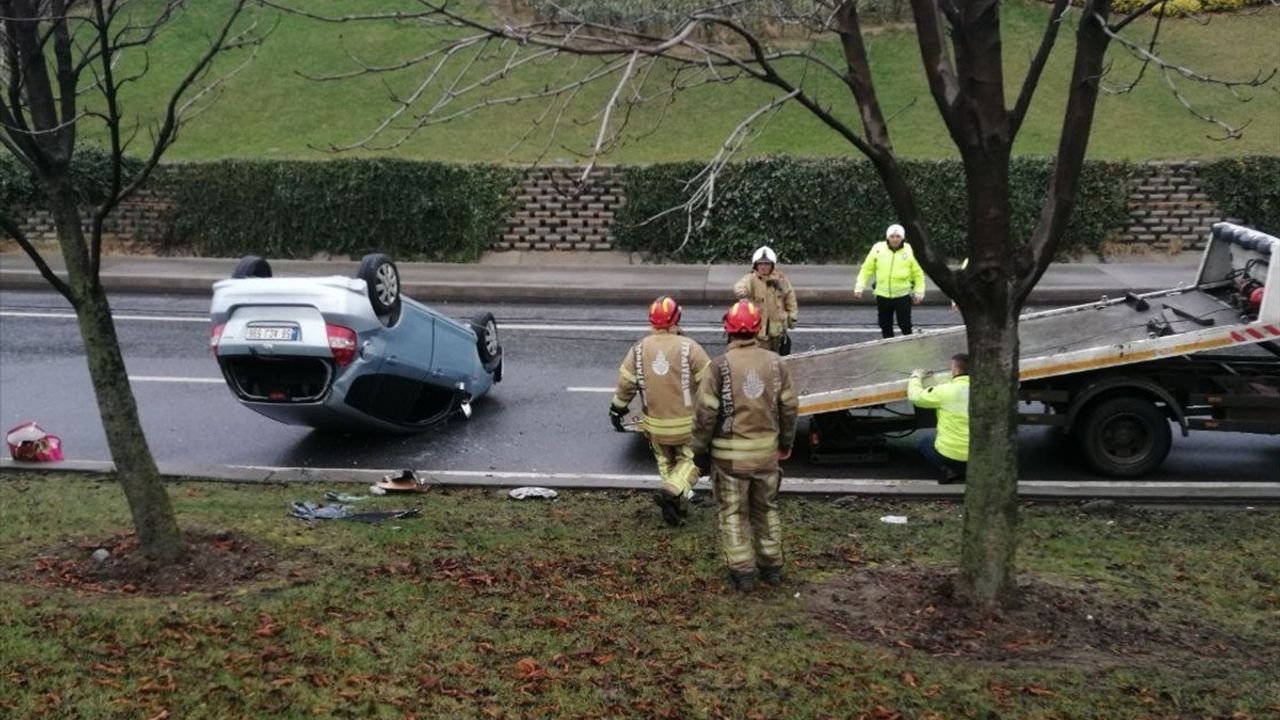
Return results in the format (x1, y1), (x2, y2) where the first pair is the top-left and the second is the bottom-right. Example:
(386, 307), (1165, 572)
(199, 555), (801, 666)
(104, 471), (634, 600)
(326, 324), (357, 367)
(210, 323), (225, 355)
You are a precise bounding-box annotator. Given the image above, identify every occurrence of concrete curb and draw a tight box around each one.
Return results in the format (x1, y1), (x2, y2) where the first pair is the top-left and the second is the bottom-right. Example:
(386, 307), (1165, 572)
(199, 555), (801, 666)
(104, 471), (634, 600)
(5, 459), (1277, 503)
(0, 266), (1172, 306)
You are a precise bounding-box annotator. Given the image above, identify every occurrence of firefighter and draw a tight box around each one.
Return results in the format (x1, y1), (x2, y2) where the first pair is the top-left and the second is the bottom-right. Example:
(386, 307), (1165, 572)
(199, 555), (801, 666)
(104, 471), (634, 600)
(733, 246), (798, 355)
(908, 353), (970, 484)
(692, 300), (799, 592)
(854, 224), (926, 338)
(609, 296), (712, 526)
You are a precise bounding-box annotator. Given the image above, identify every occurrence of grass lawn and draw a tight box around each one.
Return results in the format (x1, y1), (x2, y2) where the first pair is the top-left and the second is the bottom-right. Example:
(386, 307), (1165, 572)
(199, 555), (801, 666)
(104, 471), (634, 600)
(1, 473), (1277, 719)
(90, 0), (1280, 163)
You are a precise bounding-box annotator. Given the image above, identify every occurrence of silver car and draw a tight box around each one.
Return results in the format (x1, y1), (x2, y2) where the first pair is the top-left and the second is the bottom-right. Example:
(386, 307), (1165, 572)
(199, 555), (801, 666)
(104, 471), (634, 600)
(210, 253), (502, 432)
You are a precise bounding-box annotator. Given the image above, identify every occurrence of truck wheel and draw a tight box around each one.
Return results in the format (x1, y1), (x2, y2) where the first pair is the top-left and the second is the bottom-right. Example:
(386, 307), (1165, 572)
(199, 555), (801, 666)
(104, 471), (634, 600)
(231, 255), (272, 279)
(1078, 397), (1172, 478)
(471, 311), (500, 366)
(358, 253), (401, 324)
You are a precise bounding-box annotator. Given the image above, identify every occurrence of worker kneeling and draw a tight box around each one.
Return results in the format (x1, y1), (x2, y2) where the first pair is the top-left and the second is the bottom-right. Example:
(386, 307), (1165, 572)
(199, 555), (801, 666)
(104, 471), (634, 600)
(692, 300), (799, 592)
(609, 296), (711, 526)
(908, 353), (970, 484)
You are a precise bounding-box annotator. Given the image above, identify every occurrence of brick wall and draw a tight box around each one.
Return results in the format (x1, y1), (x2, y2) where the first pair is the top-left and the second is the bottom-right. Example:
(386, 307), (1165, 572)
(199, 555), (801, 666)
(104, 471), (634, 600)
(13, 168), (176, 252)
(8, 161), (1235, 255)
(493, 166), (623, 251)
(1116, 160), (1224, 252)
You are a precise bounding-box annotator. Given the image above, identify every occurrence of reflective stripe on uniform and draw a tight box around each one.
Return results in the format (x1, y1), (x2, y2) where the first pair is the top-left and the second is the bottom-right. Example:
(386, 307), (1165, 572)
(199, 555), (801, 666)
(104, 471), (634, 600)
(618, 365), (637, 383)
(711, 435), (777, 451)
(643, 415), (694, 437)
(700, 392), (720, 410)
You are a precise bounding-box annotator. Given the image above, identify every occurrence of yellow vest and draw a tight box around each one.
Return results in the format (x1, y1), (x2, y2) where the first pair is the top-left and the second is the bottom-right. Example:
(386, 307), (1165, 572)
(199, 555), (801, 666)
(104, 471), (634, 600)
(907, 375), (970, 462)
(855, 241), (926, 299)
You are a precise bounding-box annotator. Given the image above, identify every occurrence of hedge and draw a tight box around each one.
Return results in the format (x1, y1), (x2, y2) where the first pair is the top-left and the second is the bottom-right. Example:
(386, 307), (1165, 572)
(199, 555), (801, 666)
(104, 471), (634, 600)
(615, 157), (1135, 263)
(0, 148), (144, 209)
(162, 159), (519, 262)
(1200, 156), (1280, 234)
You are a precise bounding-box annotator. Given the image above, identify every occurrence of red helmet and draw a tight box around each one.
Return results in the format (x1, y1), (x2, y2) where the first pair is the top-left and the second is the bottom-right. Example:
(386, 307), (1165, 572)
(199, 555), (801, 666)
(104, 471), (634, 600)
(648, 296), (681, 329)
(723, 300), (762, 335)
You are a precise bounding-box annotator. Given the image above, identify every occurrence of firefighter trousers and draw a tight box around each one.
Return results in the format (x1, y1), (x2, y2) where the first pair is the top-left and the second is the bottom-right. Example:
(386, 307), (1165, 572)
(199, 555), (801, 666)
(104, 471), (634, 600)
(650, 440), (699, 497)
(710, 464), (783, 572)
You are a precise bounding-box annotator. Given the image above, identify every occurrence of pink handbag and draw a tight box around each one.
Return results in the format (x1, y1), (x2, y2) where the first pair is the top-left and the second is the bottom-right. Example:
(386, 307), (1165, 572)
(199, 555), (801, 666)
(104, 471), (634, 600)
(6, 421), (64, 462)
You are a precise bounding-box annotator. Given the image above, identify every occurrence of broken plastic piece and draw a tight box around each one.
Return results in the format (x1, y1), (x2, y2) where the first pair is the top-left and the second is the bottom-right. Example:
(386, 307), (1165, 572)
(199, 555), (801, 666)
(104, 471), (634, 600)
(879, 515), (909, 525)
(508, 487), (559, 501)
(374, 469), (430, 493)
(6, 421), (63, 462)
(290, 501), (351, 520)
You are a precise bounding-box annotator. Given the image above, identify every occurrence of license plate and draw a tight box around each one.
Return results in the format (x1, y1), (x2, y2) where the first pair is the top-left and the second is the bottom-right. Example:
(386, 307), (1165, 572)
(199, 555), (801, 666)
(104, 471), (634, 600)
(244, 325), (299, 341)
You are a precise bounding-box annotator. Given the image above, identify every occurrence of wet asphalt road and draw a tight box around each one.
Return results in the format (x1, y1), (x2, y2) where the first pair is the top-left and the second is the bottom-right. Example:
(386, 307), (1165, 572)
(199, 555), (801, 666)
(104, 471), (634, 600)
(1, 289), (1277, 482)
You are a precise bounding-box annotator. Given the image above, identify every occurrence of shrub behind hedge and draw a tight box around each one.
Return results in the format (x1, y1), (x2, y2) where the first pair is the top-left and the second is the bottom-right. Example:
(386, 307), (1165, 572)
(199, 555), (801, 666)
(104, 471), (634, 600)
(616, 157), (1134, 263)
(1200, 156), (1280, 235)
(163, 159), (519, 262)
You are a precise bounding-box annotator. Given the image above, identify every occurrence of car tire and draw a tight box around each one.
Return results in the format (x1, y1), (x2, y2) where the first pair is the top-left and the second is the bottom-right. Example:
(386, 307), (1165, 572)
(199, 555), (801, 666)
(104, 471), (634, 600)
(1077, 396), (1172, 478)
(231, 255), (272, 279)
(358, 253), (401, 324)
(471, 311), (501, 367)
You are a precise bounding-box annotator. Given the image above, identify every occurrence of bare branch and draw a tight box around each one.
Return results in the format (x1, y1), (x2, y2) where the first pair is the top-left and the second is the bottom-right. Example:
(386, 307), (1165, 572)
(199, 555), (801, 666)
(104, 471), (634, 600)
(0, 210), (75, 303)
(581, 51), (639, 183)
(1010, 0), (1070, 138)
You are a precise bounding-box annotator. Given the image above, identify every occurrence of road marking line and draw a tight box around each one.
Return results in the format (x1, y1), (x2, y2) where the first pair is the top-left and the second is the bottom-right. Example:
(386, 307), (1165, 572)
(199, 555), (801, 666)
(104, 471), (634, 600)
(567, 387), (615, 393)
(0, 311), (884, 334)
(129, 375), (224, 384)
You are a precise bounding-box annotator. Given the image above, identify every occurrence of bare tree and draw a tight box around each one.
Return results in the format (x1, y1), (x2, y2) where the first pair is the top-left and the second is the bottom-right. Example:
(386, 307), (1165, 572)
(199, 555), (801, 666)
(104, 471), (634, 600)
(268, 0), (1271, 607)
(1, 0), (260, 562)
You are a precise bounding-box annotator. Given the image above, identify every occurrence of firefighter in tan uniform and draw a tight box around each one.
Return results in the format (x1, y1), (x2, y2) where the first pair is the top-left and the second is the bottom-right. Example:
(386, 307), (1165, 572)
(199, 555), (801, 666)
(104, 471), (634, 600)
(733, 246), (798, 355)
(610, 296), (712, 526)
(692, 300), (799, 591)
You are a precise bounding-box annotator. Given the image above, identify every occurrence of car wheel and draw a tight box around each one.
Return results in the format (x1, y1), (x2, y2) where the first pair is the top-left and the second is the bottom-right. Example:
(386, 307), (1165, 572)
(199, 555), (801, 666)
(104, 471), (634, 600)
(471, 311), (500, 365)
(1077, 396), (1172, 478)
(358, 253), (401, 324)
(231, 255), (272, 279)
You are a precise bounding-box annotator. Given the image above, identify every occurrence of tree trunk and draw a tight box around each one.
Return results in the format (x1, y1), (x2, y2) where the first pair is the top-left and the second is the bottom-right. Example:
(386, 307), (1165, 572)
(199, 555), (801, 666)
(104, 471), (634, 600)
(958, 302), (1021, 608)
(49, 190), (185, 563)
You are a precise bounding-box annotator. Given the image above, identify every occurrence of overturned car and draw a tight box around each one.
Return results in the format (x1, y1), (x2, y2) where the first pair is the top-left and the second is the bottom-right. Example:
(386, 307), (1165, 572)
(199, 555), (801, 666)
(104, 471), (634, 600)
(210, 253), (502, 432)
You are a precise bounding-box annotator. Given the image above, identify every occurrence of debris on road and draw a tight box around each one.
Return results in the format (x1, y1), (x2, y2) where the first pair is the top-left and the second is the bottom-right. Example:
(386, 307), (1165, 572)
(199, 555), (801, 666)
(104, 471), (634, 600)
(509, 487), (559, 501)
(6, 421), (63, 462)
(373, 469), (431, 494)
(879, 515), (909, 525)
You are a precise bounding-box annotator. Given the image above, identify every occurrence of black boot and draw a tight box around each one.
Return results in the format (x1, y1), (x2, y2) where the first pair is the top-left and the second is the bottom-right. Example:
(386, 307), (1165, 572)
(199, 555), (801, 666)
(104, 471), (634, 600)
(728, 569), (758, 592)
(939, 468), (966, 485)
(652, 492), (682, 527)
(759, 565), (784, 587)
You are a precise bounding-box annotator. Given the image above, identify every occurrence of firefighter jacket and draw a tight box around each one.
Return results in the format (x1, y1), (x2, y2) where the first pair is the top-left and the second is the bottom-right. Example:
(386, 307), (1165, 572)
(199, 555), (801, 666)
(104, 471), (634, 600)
(855, 241), (926, 299)
(908, 374), (970, 462)
(611, 328), (711, 445)
(734, 270), (798, 342)
(692, 339), (800, 473)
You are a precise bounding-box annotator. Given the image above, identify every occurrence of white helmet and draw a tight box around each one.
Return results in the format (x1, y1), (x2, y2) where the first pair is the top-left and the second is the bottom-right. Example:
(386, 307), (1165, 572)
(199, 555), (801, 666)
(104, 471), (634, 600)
(885, 223), (906, 239)
(751, 246), (778, 266)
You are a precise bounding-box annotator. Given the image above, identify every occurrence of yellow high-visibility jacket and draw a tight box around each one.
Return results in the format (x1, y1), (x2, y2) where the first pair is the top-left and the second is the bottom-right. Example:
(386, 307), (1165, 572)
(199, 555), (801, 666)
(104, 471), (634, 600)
(907, 374), (970, 462)
(855, 241), (926, 299)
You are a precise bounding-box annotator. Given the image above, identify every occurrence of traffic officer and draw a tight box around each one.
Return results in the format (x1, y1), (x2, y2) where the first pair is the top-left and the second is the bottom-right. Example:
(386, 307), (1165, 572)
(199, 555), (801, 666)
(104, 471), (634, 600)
(907, 353), (970, 484)
(733, 246), (798, 355)
(610, 296), (712, 526)
(692, 300), (799, 592)
(854, 224), (926, 338)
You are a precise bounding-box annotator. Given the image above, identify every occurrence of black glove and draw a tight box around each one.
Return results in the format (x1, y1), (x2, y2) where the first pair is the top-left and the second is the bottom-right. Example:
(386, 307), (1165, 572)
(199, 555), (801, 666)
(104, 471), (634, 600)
(609, 406), (627, 432)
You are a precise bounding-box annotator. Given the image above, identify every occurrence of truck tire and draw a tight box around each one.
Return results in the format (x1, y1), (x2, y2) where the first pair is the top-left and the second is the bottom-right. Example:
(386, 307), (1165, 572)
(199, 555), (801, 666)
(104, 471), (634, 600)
(1077, 396), (1172, 478)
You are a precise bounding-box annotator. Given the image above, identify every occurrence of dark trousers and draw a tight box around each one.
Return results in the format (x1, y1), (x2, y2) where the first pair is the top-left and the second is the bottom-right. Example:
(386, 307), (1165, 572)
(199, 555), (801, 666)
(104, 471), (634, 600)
(917, 435), (967, 481)
(876, 294), (913, 338)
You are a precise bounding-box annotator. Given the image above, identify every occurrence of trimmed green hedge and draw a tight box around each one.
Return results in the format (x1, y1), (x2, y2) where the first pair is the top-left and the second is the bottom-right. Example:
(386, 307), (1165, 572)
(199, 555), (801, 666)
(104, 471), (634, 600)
(616, 157), (1135, 263)
(0, 148), (143, 208)
(162, 159), (519, 262)
(1200, 156), (1280, 235)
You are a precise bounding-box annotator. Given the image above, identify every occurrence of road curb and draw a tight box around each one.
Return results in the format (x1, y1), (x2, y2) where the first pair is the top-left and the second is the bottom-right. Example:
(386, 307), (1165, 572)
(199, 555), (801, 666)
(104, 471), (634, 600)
(0, 268), (1152, 306)
(5, 459), (1277, 503)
